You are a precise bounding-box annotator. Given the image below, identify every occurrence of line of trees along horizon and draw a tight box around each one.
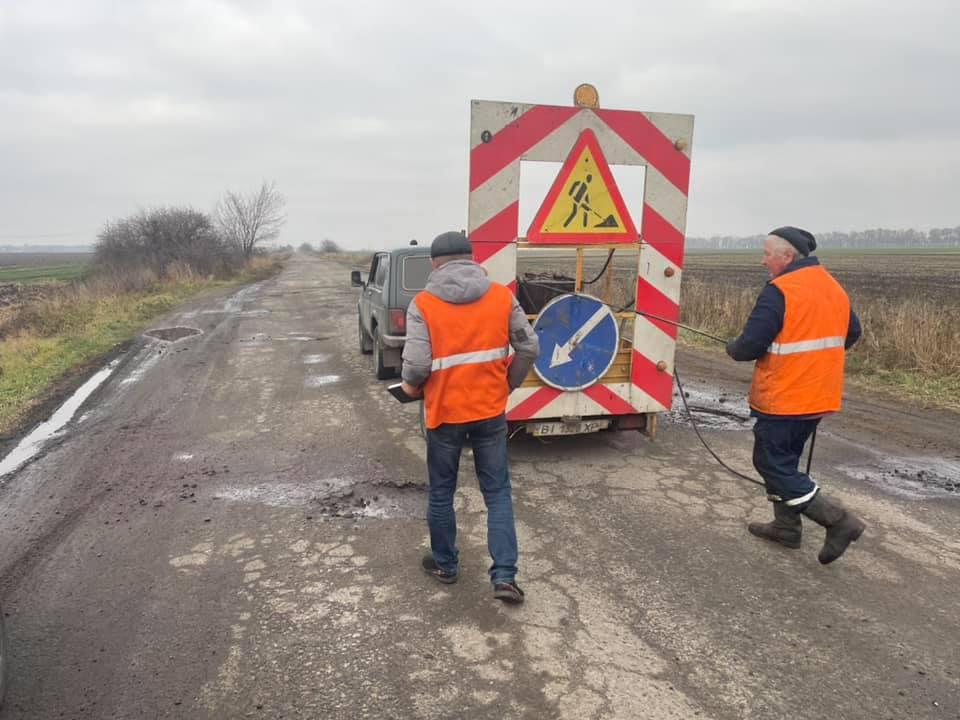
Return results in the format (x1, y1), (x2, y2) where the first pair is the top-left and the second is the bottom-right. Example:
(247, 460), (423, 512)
(3, 224), (960, 255)
(687, 226), (960, 249)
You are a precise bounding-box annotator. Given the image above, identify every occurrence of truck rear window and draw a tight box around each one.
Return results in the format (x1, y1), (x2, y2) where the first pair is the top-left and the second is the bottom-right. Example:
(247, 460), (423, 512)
(402, 256), (432, 291)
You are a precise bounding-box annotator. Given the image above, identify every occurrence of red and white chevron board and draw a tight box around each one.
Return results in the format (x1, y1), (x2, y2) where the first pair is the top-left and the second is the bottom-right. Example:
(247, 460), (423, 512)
(467, 99), (694, 420)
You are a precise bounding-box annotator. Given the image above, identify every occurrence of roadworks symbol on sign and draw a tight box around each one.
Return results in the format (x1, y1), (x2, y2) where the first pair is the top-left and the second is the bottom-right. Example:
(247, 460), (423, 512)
(527, 128), (638, 244)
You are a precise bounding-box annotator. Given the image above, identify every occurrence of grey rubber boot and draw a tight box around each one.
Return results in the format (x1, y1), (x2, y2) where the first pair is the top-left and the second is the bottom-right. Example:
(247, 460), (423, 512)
(748, 502), (802, 549)
(802, 493), (866, 565)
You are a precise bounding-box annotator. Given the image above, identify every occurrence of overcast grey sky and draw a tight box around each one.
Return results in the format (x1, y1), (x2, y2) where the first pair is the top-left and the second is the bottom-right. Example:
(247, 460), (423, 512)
(1, 0), (957, 249)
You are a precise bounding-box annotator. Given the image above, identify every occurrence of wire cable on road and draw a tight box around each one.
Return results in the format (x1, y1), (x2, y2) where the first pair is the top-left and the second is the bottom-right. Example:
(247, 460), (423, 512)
(673, 368), (765, 487)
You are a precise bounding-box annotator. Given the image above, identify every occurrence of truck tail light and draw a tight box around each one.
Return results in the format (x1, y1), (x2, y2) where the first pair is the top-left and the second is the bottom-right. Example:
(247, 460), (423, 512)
(389, 309), (406, 334)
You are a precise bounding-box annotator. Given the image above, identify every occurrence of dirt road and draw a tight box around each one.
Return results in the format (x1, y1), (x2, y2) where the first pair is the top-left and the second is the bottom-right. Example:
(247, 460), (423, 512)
(0, 254), (957, 719)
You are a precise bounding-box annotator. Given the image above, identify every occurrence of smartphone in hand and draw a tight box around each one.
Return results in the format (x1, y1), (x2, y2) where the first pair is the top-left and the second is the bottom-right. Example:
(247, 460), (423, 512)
(387, 383), (420, 403)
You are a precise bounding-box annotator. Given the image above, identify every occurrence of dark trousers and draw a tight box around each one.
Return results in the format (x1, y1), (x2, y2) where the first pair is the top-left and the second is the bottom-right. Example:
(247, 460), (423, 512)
(425, 413), (519, 584)
(752, 417), (820, 509)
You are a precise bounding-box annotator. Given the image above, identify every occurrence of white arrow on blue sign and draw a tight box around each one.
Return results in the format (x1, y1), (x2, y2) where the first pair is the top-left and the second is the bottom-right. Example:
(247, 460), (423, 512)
(532, 293), (620, 391)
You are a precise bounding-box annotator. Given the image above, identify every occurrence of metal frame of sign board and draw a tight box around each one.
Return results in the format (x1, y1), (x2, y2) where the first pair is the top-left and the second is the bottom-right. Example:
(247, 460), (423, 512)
(467, 97), (694, 427)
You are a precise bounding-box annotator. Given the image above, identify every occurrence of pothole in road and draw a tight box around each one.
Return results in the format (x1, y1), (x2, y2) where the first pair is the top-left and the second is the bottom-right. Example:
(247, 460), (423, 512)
(214, 478), (424, 519)
(144, 326), (202, 342)
(840, 459), (960, 498)
(664, 385), (752, 430)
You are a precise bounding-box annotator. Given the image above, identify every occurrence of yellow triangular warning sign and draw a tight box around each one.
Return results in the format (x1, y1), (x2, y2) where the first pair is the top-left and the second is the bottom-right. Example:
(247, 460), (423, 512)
(527, 129), (637, 244)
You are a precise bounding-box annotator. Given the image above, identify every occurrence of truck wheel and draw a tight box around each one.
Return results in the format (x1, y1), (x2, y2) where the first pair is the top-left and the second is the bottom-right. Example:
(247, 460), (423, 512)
(373, 333), (394, 380)
(358, 316), (373, 355)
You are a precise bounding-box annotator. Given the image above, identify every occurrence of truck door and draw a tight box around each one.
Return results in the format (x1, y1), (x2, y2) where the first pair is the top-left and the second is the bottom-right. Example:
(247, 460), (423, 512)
(360, 253), (385, 334)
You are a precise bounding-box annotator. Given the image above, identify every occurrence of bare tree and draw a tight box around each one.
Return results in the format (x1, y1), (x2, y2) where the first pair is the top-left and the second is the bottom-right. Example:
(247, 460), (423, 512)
(319, 238), (342, 253)
(215, 181), (286, 258)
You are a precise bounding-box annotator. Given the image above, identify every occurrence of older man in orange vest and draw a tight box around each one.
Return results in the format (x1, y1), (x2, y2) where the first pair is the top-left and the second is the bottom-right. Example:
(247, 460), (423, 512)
(726, 227), (865, 564)
(400, 231), (539, 603)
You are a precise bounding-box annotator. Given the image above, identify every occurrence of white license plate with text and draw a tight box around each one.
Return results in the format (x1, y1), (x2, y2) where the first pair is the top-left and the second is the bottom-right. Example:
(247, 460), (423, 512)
(530, 420), (610, 437)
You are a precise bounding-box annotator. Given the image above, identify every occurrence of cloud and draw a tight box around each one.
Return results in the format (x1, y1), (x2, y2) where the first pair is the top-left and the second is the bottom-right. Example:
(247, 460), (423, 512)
(0, 0), (957, 247)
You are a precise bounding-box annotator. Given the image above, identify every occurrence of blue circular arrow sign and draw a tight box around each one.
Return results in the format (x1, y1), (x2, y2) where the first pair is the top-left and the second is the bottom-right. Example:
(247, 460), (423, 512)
(532, 293), (620, 391)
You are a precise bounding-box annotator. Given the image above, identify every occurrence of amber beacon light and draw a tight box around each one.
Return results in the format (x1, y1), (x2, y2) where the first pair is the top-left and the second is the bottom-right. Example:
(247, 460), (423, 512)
(573, 83), (599, 108)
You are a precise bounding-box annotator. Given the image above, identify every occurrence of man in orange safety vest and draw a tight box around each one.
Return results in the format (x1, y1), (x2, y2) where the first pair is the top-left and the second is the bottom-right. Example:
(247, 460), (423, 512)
(400, 231), (539, 602)
(726, 227), (865, 565)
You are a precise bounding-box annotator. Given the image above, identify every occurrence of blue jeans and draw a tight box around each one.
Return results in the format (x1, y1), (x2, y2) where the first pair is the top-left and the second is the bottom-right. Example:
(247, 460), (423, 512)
(425, 413), (519, 584)
(752, 417), (820, 508)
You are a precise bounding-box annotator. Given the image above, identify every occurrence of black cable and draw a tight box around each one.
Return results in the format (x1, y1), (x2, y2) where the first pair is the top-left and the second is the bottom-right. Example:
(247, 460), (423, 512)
(517, 280), (731, 345)
(673, 367), (765, 487)
(805, 427), (817, 475)
(634, 309), (730, 344)
(582, 249), (615, 285)
(517, 276), (766, 488)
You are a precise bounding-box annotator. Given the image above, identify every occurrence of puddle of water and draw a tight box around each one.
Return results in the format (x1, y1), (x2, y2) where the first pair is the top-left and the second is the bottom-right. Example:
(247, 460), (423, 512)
(223, 283), (261, 313)
(0, 359), (121, 479)
(143, 326), (202, 342)
(840, 458), (960, 499)
(303, 354), (330, 365)
(118, 342), (165, 386)
(305, 375), (340, 387)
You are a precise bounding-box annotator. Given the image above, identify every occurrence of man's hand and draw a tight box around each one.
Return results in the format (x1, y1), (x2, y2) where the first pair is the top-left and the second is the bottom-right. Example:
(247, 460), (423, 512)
(400, 381), (423, 399)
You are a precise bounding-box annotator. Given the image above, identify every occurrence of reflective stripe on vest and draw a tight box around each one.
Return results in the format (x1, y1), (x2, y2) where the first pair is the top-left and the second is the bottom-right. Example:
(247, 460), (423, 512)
(749, 265), (851, 416)
(431, 347), (509, 371)
(768, 336), (846, 355)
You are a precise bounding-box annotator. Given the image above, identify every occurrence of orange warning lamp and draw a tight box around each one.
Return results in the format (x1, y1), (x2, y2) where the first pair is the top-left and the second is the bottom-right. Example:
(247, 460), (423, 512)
(573, 83), (599, 108)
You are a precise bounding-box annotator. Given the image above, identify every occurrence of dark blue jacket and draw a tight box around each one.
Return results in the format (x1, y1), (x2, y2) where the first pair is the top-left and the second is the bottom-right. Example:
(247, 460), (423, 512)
(726, 256), (861, 418)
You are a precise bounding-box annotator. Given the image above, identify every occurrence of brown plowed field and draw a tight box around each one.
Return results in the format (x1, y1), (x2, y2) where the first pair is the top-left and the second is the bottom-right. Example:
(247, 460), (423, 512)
(684, 249), (960, 303)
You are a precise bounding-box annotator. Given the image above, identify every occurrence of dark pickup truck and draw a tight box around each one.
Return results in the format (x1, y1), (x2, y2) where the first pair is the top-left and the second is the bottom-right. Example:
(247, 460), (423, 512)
(351, 246), (432, 379)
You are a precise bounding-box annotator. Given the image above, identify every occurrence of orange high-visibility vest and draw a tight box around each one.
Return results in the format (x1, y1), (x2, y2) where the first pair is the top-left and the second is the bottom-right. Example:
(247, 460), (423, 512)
(749, 265), (851, 416)
(416, 283), (514, 429)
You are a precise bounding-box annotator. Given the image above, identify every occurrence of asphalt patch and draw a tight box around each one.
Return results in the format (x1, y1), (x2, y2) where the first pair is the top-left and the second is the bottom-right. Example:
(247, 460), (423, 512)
(214, 478), (424, 519)
(841, 459), (960, 498)
(144, 326), (202, 342)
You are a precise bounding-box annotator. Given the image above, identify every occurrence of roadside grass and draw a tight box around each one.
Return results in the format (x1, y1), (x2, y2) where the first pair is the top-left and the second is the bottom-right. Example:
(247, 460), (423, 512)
(0, 254), (285, 435)
(0, 263), (89, 284)
(679, 278), (960, 410)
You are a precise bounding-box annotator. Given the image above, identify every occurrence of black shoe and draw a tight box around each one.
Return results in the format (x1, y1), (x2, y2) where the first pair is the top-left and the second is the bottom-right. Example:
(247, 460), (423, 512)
(421, 555), (458, 584)
(493, 581), (525, 604)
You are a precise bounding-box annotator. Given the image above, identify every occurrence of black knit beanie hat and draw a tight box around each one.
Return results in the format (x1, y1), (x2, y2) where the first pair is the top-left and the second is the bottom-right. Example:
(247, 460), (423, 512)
(769, 226), (817, 256)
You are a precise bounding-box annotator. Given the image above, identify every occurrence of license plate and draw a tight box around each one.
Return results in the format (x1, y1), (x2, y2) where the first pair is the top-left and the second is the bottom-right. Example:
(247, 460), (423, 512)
(530, 419), (610, 436)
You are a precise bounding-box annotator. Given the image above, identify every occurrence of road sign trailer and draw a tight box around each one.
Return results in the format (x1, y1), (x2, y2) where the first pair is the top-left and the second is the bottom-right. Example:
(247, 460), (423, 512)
(467, 88), (694, 438)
